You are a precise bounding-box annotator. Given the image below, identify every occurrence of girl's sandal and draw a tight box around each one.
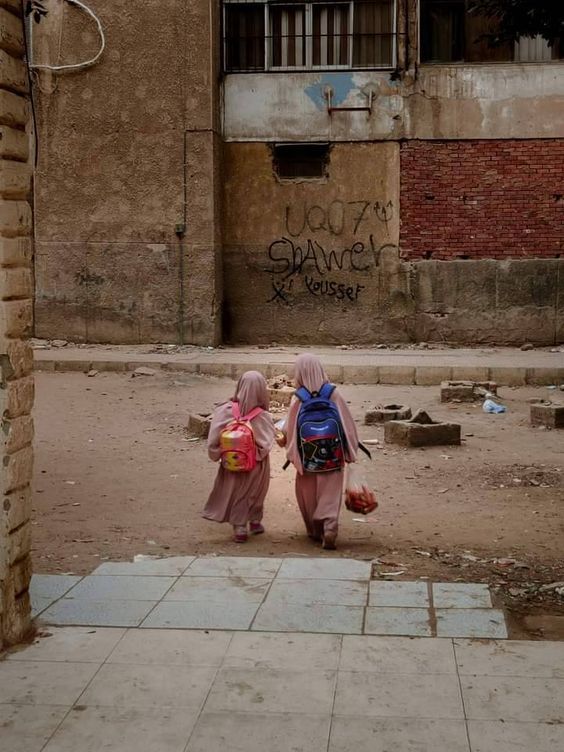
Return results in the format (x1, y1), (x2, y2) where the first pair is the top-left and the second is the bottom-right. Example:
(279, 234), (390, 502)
(249, 521), (265, 535)
(234, 526), (248, 544)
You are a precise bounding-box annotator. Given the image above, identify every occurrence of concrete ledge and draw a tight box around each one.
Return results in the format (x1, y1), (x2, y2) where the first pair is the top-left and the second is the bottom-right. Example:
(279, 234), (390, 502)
(187, 412), (211, 438)
(385, 420), (461, 447)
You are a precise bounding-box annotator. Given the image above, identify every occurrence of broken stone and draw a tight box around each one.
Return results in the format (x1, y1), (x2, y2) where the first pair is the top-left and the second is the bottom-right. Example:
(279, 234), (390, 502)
(520, 342), (534, 351)
(268, 386), (294, 407)
(384, 411), (461, 447)
(133, 367), (157, 377)
(87, 370), (98, 378)
(440, 380), (497, 403)
(530, 403), (564, 429)
(364, 404), (411, 425)
(51, 339), (68, 348)
(187, 412), (212, 439)
(539, 581), (564, 592)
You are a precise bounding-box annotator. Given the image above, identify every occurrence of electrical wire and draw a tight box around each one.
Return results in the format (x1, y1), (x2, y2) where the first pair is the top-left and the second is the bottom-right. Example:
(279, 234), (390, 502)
(30, 0), (105, 72)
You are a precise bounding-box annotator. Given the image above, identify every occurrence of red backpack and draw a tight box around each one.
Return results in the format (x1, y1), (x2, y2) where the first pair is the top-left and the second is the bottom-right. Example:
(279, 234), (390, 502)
(219, 402), (263, 472)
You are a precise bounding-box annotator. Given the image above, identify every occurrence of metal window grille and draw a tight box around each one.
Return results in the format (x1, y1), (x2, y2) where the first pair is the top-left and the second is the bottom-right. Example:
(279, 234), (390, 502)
(223, 1), (397, 72)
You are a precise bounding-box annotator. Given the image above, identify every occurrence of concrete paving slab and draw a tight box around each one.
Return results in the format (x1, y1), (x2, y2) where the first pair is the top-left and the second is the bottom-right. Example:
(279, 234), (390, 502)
(334, 672), (465, 719)
(329, 717), (470, 752)
(339, 636), (456, 675)
(185, 556), (282, 578)
(42, 705), (200, 752)
(79, 663), (217, 709)
(461, 676), (564, 723)
(64, 575), (176, 601)
(0, 704), (69, 752)
(224, 632), (342, 671)
(0, 660), (99, 705)
(466, 720), (564, 752)
(39, 598), (157, 628)
(436, 609), (507, 639)
(369, 581), (430, 608)
(454, 639), (564, 678)
(277, 558), (371, 581)
(91, 556), (195, 577)
(140, 601), (259, 630)
(164, 576), (271, 604)
(364, 607), (432, 637)
(433, 583), (492, 609)
(205, 667), (336, 715)
(252, 602), (364, 634)
(31, 595), (57, 618)
(107, 628), (232, 666)
(186, 711), (331, 752)
(266, 578), (367, 606)
(30, 574), (82, 600)
(7, 626), (126, 663)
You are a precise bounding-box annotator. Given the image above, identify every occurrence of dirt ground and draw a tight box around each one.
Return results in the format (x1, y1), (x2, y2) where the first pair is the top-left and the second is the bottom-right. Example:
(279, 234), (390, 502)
(32, 371), (564, 638)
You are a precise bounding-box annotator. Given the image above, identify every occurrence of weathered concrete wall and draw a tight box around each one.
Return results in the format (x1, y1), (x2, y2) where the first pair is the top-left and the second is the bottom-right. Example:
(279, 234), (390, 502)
(224, 65), (564, 142)
(33, 0), (222, 344)
(0, 0), (34, 649)
(222, 142), (411, 344)
(223, 144), (563, 345)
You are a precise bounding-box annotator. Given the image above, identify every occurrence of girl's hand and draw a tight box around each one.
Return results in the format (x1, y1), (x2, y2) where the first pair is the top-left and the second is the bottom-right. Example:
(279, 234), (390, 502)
(275, 431), (287, 448)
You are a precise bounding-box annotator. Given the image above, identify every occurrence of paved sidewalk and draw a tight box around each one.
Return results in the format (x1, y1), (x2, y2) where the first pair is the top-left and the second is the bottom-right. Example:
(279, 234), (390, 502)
(34, 344), (564, 385)
(31, 556), (507, 639)
(2, 626), (563, 751)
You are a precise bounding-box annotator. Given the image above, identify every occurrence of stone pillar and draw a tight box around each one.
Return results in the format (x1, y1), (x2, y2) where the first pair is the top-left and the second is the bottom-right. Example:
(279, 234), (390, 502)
(0, 0), (34, 648)
(182, 0), (223, 345)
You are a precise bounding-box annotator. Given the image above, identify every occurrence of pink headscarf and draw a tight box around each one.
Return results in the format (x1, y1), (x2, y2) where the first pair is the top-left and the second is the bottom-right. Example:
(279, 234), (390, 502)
(232, 371), (269, 415)
(294, 353), (328, 394)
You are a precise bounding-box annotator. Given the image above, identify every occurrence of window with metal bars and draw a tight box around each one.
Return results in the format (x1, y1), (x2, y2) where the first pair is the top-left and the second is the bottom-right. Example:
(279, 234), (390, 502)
(223, 1), (396, 72)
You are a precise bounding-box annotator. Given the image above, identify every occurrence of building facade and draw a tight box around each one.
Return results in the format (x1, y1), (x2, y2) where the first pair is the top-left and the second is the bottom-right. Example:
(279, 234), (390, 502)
(33, 0), (564, 345)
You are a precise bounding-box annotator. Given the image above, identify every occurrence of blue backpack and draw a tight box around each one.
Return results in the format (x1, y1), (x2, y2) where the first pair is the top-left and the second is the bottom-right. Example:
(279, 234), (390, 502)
(295, 383), (346, 473)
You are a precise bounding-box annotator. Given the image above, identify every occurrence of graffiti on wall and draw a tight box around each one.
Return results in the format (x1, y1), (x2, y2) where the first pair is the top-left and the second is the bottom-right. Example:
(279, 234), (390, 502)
(266, 199), (396, 304)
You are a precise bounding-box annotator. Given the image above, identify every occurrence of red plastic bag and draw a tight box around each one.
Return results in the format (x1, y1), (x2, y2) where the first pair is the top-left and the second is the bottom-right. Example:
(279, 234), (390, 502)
(344, 464), (378, 515)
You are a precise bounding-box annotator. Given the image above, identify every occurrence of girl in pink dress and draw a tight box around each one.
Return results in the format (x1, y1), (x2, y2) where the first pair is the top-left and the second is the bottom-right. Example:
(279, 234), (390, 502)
(282, 354), (359, 550)
(203, 371), (275, 543)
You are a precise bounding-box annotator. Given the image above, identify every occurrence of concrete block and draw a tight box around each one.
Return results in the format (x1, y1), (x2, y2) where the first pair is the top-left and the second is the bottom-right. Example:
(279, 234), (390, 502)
(2, 445), (32, 494)
(440, 380), (497, 403)
(365, 404), (411, 425)
(269, 386), (294, 407)
(489, 367), (527, 387)
(0, 237), (32, 266)
(9, 554), (32, 596)
(54, 360), (91, 373)
(0, 299), (31, 342)
(198, 363), (233, 378)
(384, 410), (461, 447)
(0, 126), (29, 162)
(8, 519), (31, 564)
(3, 486), (32, 532)
(415, 366), (451, 385)
(89, 360), (127, 373)
(187, 412), (211, 438)
(5, 339), (33, 379)
(34, 358), (55, 372)
(3, 414), (34, 454)
(0, 90), (27, 129)
(451, 366), (491, 382)
(0, 162), (31, 201)
(0, 7), (24, 56)
(324, 364), (344, 383)
(4, 375), (34, 418)
(379, 366), (415, 385)
(0, 267), (32, 298)
(526, 368), (564, 386)
(342, 365), (379, 385)
(0, 199), (31, 237)
(530, 403), (564, 429)
(0, 49), (27, 94)
(161, 361), (200, 374)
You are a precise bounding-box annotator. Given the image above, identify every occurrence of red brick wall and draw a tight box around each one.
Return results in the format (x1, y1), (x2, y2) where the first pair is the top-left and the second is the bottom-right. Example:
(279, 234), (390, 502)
(400, 140), (564, 260)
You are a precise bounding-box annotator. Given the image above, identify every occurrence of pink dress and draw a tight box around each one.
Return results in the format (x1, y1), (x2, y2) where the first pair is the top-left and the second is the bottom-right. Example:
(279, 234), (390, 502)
(203, 401), (275, 526)
(286, 389), (359, 539)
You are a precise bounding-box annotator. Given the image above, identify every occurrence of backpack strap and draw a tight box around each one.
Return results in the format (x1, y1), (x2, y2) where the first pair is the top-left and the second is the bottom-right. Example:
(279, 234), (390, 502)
(241, 406), (263, 422)
(231, 401), (241, 420)
(295, 386), (311, 403)
(318, 383), (336, 399)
